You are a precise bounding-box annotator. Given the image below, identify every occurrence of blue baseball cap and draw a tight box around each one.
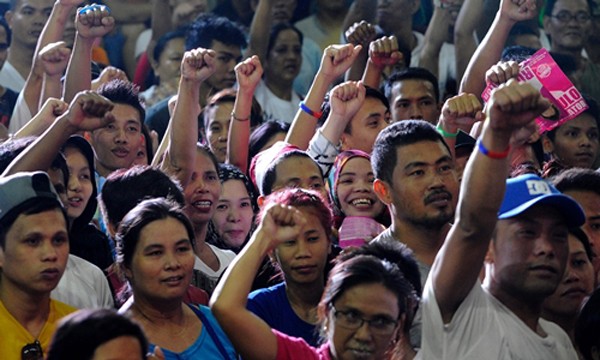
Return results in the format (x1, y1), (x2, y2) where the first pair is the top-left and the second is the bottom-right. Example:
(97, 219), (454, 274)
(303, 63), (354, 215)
(498, 174), (585, 227)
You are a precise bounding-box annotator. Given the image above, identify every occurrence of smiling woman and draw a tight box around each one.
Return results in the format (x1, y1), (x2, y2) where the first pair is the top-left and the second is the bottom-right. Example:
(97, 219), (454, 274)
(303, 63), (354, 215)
(116, 198), (237, 359)
(211, 199), (415, 360)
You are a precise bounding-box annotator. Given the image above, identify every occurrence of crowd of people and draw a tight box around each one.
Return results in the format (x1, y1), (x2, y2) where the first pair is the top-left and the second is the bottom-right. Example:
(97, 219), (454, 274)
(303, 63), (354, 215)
(0, 0), (599, 359)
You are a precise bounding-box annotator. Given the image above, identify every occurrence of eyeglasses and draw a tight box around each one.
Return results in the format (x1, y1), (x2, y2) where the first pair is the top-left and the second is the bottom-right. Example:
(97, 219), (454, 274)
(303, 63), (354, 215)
(331, 306), (398, 335)
(550, 11), (591, 23)
(21, 340), (43, 360)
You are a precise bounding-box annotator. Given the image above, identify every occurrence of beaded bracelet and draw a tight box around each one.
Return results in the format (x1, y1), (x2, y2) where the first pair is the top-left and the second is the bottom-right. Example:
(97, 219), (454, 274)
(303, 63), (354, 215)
(299, 101), (323, 119)
(436, 123), (458, 138)
(230, 112), (249, 122)
(476, 139), (510, 159)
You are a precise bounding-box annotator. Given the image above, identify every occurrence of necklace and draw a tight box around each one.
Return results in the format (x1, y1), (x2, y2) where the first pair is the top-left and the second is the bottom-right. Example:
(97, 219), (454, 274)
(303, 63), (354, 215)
(133, 304), (190, 338)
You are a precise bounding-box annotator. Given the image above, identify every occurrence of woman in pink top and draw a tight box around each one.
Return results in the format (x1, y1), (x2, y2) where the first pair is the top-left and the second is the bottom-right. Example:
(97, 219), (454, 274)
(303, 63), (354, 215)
(211, 193), (415, 360)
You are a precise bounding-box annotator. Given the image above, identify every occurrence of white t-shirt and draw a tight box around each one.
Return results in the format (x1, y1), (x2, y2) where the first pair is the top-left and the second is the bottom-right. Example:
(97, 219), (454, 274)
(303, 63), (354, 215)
(193, 243), (236, 282)
(0, 61), (25, 93)
(419, 277), (578, 360)
(254, 79), (302, 124)
(52, 254), (115, 309)
(7, 90), (32, 135)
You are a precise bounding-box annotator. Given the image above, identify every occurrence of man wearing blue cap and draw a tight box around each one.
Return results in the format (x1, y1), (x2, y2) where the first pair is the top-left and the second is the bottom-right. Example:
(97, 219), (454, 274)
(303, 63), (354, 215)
(0, 172), (76, 360)
(420, 79), (584, 359)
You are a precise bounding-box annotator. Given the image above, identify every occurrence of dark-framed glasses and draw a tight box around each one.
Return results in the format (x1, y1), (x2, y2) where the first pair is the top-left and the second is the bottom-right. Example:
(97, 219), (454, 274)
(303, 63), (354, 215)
(21, 340), (43, 360)
(550, 11), (591, 23)
(331, 306), (398, 335)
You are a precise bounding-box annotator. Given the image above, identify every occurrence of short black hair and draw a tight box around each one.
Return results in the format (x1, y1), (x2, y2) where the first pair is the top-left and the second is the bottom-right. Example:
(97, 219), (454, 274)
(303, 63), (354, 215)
(546, 95), (600, 142)
(186, 13), (247, 51)
(544, 0), (593, 16)
(0, 198), (65, 248)
(552, 167), (600, 197)
(385, 67), (440, 104)
(319, 86), (390, 135)
(266, 22), (303, 56)
(248, 120), (290, 162)
(47, 309), (148, 360)
(99, 165), (185, 229)
(96, 80), (145, 123)
(371, 120), (451, 184)
(0, 15), (11, 47)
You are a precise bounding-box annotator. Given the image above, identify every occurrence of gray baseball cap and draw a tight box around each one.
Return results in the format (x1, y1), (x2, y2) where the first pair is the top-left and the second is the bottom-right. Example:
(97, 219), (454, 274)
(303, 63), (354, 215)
(0, 171), (63, 223)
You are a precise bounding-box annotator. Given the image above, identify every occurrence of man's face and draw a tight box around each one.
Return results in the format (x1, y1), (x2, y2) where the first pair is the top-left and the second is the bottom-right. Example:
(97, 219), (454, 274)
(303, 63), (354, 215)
(341, 97), (390, 153)
(205, 101), (234, 163)
(390, 79), (440, 124)
(549, 113), (599, 169)
(271, 155), (327, 200)
(90, 103), (143, 177)
(562, 190), (600, 275)
(381, 141), (458, 229)
(206, 40), (241, 91)
(544, 0), (592, 52)
(5, 0), (53, 49)
(0, 208), (69, 295)
(491, 206), (570, 300)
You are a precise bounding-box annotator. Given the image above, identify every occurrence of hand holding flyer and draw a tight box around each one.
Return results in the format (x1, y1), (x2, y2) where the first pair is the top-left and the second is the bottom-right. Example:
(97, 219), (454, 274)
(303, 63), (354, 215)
(481, 48), (588, 133)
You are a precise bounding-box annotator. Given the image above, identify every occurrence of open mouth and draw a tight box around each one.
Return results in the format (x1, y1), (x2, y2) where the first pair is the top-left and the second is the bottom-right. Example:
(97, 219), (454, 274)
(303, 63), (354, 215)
(350, 198), (374, 208)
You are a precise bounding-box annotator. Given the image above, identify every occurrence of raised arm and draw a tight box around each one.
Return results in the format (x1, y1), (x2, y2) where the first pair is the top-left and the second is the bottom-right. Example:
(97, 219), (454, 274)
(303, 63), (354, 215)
(21, 0), (83, 116)
(211, 204), (306, 360)
(454, 0), (484, 83)
(12, 98), (68, 139)
(244, 0), (274, 60)
(320, 81), (366, 149)
(227, 56), (262, 173)
(459, 0), (537, 97)
(38, 42), (71, 105)
(419, 5), (453, 81)
(362, 35), (403, 89)
(285, 44), (362, 149)
(63, 4), (115, 102)
(344, 21), (376, 81)
(431, 79), (549, 322)
(2, 91), (114, 176)
(159, 48), (215, 187)
(436, 92), (484, 153)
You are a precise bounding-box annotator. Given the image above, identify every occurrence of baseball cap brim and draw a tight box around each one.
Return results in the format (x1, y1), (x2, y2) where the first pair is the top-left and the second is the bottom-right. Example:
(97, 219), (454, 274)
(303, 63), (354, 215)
(498, 193), (585, 227)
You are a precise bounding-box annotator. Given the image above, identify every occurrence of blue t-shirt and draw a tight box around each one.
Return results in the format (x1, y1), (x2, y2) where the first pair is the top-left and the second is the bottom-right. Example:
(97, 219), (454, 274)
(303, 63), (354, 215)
(148, 305), (237, 360)
(247, 282), (320, 346)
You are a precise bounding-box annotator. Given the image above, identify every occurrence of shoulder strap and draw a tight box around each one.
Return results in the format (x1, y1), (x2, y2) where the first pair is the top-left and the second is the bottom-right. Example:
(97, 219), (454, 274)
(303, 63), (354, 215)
(190, 304), (233, 360)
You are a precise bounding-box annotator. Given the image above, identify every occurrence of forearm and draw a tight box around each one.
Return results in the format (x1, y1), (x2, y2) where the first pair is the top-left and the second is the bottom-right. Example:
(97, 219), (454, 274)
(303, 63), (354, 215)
(210, 230), (277, 360)
(40, 74), (63, 107)
(285, 73), (332, 149)
(454, 0), (483, 83)
(227, 88), (253, 173)
(166, 79), (201, 180)
(345, 49), (368, 81)
(459, 13), (515, 96)
(244, 0), (272, 59)
(63, 36), (94, 102)
(2, 116), (76, 176)
(419, 9), (448, 80)
(361, 58), (382, 88)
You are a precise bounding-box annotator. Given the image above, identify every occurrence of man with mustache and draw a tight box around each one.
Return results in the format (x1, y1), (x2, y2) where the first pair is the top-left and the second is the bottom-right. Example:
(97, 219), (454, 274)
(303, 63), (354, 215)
(420, 80), (582, 358)
(371, 119), (459, 287)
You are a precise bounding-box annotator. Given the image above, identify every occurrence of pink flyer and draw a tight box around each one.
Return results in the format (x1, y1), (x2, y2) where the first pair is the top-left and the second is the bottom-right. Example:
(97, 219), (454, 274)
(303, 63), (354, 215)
(481, 48), (588, 133)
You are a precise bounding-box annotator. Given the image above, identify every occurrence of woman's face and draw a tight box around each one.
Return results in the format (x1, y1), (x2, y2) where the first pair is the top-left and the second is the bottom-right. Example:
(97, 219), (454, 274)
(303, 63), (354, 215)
(127, 217), (195, 301)
(212, 179), (254, 249)
(206, 101), (234, 163)
(328, 282), (400, 360)
(336, 157), (385, 218)
(265, 29), (302, 84)
(551, 113), (599, 168)
(64, 147), (93, 221)
(273, 208), (330, 286)
(543, 235), (595, 317)
(183, 150), (222, 227)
